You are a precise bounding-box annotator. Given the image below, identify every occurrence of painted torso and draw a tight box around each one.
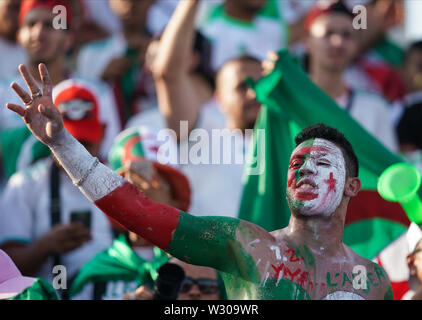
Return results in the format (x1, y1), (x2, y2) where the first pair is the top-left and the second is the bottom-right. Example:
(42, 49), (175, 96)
(220, 223), (392, 300)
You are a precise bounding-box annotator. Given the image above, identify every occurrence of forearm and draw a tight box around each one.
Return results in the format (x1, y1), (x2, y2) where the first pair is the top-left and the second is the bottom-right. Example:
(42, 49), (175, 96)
(153, 0), (199, 79)
(153, 0), (201, 139)
(49, 130), (180, 249)
(2, 237), (52, 276)
(48, 130), (240, 269)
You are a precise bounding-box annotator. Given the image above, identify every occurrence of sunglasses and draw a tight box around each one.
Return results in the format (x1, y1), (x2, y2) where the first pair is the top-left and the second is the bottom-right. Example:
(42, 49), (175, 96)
(179, 277), (219, 295)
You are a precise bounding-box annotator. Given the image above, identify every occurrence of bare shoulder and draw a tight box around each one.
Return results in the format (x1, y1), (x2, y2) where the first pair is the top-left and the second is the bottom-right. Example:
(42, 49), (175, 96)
(235, 219), (277, 251)
(348, 247), (393, 300)
(366, 260), (393, 300)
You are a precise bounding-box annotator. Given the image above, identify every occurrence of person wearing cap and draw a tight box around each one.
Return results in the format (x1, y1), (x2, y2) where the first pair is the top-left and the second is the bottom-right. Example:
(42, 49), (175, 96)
(0, 249), (58, 300)
(69, 126), (190, 300)
(0, 80), (115, 300)
(0, 0), (121, 178)
(303, 0), (398, 152)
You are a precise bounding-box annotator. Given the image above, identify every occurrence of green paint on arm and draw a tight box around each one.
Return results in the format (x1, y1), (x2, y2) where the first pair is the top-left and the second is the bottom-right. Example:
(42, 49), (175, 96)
(167, 212), (254, 276)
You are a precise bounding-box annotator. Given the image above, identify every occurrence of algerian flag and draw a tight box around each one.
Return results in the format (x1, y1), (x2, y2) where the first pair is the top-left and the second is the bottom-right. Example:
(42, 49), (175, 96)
(238, 50), (412, 261)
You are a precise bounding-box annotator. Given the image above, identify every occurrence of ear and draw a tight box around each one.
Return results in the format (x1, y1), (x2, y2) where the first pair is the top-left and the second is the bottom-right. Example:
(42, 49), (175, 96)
(407, 254), (416, 276)
(344, 176), (361, 197)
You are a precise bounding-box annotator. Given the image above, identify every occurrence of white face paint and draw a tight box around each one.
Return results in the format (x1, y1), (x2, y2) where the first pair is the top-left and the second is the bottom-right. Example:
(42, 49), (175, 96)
(286, 138), (346, 217)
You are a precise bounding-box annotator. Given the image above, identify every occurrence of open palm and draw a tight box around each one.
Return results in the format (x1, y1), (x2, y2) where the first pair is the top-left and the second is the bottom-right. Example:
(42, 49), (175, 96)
(6, 64), (64, 146)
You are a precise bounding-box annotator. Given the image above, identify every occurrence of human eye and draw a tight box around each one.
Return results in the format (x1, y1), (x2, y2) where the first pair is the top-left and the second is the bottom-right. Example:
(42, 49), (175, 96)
(316, 158), (330, 166)
(290, 159), (303, 169)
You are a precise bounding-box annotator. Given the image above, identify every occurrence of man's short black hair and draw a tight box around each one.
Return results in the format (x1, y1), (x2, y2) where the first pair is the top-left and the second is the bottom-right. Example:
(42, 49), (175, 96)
(294, 123), (359, 177)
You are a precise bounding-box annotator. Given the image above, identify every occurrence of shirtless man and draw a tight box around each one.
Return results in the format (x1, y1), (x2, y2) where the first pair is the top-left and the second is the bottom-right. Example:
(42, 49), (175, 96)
(5, 63), (393, 300)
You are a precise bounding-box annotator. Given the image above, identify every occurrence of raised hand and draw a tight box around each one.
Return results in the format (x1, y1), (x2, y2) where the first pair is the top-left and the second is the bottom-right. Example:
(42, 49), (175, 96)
(6, 64), (64, 146)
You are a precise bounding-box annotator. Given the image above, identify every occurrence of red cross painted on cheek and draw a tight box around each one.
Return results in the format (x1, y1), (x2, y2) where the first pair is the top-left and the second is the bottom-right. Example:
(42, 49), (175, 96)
(324, 172), (337, 193)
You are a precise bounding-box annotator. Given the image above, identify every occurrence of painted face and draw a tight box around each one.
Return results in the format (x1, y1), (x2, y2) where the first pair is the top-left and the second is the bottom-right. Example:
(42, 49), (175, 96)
(286, 138), (346, 217)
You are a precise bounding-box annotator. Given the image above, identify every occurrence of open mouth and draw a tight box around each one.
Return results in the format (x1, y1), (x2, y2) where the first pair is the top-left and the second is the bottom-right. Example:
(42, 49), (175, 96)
(296, 179), (317, 190)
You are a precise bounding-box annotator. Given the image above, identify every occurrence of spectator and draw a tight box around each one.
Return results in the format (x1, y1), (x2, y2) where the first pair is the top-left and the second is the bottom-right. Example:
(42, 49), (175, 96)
(129, 0), (263, 218)
(0, 249), (58, 300)
(0, 0), (121, 177)
(344, 0), (406, 103)
(404, 239), (422, 300)
(76, 0), (157, 127)
(0, 0), (26, 82)
(148, 0), (216, 140)
(124, 258), (224, 300)
(0, 81), (115, 299)
(395, 41), (422, 160)
(69, 126), (191, 300)
(304, 0), (398, 152)
(197, 0), (288, 72)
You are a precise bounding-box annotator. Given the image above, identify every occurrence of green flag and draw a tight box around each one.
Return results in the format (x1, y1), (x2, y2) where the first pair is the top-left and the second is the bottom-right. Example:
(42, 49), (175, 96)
(238, 50), (411, 260)
(8, 278), (59, 300)
(0, 126), (50, 177)
(69, 234), (169, 298)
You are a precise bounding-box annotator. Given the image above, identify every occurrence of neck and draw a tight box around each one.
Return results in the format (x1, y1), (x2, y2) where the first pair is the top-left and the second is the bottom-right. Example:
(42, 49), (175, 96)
(224, 0), (256, 22)
(286, 208), (346, 257)
(28, 56), (65, 85)
(310, 64), (347, 100)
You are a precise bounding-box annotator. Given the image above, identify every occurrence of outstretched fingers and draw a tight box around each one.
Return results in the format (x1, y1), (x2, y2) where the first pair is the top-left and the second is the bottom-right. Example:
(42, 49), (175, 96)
(10, 82), (32, 106)
(18, 64), (41, 96)
(39, 63), (53, 97)
(6, 103), (26, 117)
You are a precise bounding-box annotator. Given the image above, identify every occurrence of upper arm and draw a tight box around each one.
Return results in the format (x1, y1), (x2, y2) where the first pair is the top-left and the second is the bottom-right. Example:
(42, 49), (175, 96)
(167, 212), (241, 272)
(154, 75), (201, 139)
(167, 212), (268, 280)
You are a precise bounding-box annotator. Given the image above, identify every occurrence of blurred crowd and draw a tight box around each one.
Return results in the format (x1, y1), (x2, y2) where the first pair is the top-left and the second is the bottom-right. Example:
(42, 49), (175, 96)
(0, 0), (422, 300)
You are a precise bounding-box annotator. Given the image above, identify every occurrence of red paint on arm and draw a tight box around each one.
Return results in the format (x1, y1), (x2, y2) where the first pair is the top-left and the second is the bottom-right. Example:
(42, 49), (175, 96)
(95, 180), (180, 249)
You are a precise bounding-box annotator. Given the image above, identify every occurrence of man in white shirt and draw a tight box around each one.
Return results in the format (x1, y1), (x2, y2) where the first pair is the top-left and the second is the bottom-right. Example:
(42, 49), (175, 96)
(304, 0), (398, 152)
(0, 0), (120, 175)
(197, 0), (288, 72)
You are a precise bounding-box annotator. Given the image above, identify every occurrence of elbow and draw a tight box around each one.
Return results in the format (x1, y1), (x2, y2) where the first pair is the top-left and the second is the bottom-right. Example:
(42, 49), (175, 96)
(152, 66), (178, 83)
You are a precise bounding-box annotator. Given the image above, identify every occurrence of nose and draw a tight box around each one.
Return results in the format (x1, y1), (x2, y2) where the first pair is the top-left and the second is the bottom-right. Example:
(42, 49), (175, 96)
(31, 21), (46, 39)
(187, 284), (202, 300)
(330, 34), (344, 47)
(298, 158), (316, 176)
